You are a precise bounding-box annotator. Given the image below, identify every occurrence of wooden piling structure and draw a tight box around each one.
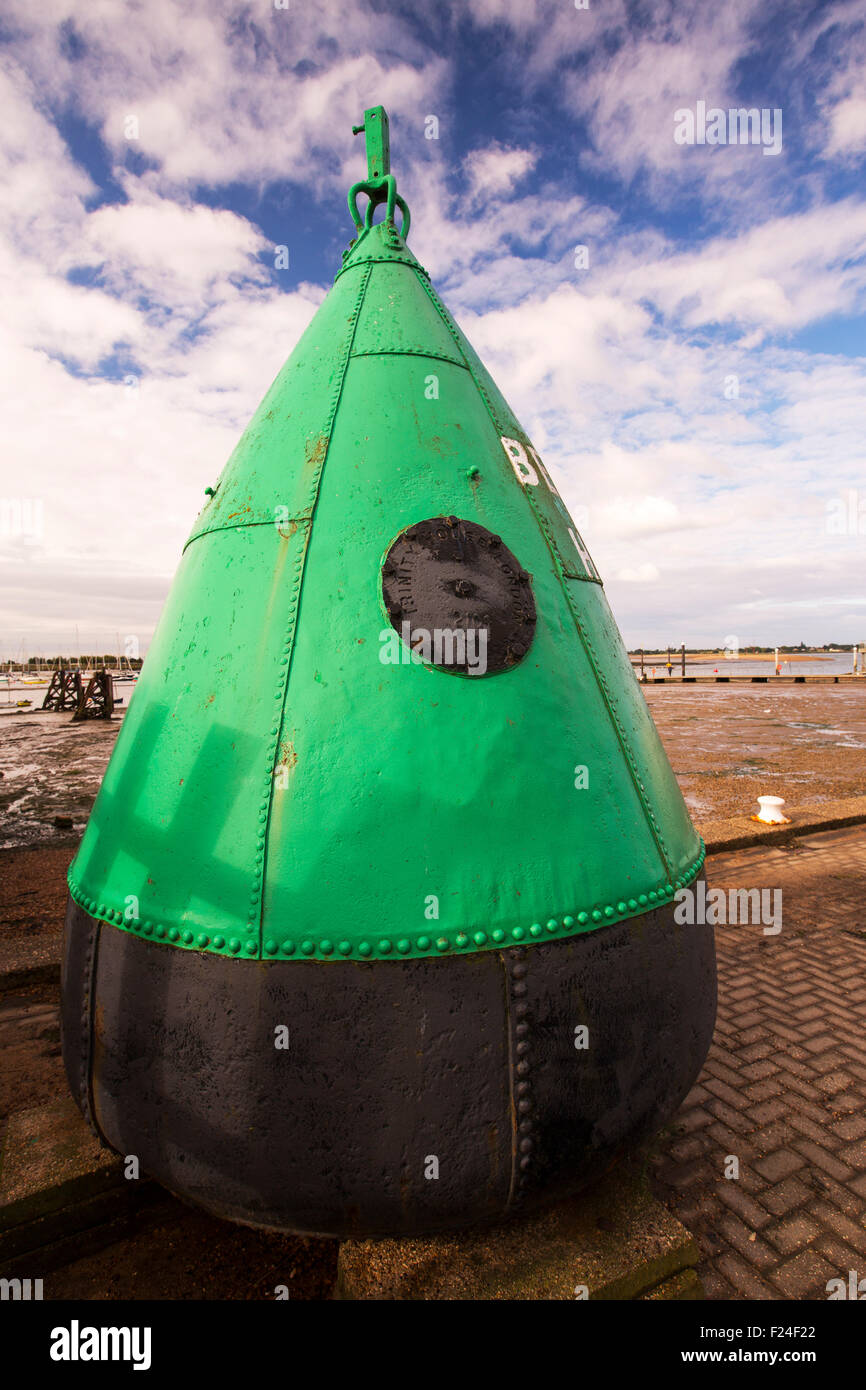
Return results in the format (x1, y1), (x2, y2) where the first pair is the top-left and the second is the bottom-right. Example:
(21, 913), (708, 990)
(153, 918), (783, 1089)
(42, 669), (83, 712)
(72, 670), (114, 721)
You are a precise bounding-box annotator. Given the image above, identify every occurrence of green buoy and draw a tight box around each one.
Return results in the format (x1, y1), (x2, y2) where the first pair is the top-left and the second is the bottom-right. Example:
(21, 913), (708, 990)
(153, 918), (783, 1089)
(61, 106), (716, 1237)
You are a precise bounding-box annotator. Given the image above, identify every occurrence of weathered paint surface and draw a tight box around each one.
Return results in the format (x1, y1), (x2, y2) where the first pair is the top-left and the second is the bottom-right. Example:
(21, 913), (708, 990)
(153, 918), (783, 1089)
(67, 200), (702, 962)
(61, 109), (716, 1238)
(62, 893), (716, 1236)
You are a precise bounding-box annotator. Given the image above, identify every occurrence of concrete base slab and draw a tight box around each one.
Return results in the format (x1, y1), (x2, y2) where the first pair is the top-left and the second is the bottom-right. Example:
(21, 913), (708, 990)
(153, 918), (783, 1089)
(337, 1160), (702, 1300)
(0, 1096), (155, 1273)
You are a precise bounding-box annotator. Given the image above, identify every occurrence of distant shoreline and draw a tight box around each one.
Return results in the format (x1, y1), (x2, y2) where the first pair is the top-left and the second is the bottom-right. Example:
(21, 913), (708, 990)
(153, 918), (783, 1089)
(629, 652), (833, 664)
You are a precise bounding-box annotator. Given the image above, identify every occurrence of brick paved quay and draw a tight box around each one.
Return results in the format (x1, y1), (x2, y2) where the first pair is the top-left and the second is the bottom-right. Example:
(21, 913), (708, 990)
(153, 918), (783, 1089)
(650, 823), (866, 1299)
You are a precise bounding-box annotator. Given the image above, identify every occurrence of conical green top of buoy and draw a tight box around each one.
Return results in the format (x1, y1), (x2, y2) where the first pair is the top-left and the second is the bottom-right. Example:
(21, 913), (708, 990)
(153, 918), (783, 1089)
(68, 109), (703, 964)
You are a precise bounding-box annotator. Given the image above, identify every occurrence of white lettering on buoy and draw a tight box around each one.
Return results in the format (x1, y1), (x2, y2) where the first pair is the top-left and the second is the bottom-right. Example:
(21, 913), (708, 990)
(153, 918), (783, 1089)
(502, 439), (598, 577)
(501, 437), (539, 487)
(569, 528), (595, 574)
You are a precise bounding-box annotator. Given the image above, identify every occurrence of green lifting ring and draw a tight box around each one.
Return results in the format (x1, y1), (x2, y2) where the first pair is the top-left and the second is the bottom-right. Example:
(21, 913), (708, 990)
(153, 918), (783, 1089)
(349, 105), (410, 238)
(348, 175), (411, 238)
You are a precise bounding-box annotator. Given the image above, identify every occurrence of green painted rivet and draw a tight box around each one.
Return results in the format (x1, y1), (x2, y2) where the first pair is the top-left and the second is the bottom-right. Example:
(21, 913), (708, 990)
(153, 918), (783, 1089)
(546, 918), (558, 931)
(577, 911), (589, 925)
(592, 909), (602, 922)
(168, 926), (180, 941)
(530, 923), (543, 938)
(197, 933), (209, 948)
(301, 939), (315, 956)
(455, 932), (469, 948)
(213, 935), (225, 949)
(617, 901), (627, 914)
(473, 931), (487, 946)
(649, 890), (658, 902)
(244, 941), (257, 955)
(358, 941), (372, 957)
(378, 938), (392, 954)
(397, 938), (411, 954)
(638, 894), (648, 906)
(182, 930), (194, 945)
(338, 940), (352, 955)
(320, 939), (334, 956)
(492, 928), (505, 943)
(512, 926), (525, 941)
(264, 939), (278, 955)
(229, 938), (241, 954)
(142, 921), (153, 935)
(604, 906), (615, 918)
(280, 939), (295, 955)
(417, 935), (431, 952)
(155, 925), (166, 938)
(435, 937), (450, 952)
(563, 915), (574, 928)
(97, 903), (105, 916)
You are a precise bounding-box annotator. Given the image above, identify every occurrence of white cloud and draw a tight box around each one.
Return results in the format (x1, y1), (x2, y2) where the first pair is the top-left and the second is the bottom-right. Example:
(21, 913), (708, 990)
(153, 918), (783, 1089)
(616, 563), (660, 584)
(2, 0), (448, 193)
(1, 0), (865, 655)
(825, 95), (866, 157)
(464, 144), (536, 200)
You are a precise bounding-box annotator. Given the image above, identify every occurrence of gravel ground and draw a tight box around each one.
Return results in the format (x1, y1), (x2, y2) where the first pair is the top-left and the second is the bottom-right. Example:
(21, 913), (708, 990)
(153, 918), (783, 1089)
(643, 684), (866, 827)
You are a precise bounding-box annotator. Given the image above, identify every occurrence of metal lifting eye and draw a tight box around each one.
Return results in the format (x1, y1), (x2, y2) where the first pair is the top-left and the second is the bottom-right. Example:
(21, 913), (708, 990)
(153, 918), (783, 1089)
(348, 104), (411, 239)
(348, 176), (410, 239)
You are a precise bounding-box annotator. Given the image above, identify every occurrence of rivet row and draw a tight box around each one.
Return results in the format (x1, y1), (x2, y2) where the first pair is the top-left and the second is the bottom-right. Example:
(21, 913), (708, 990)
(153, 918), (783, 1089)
(66, 842), (705, 961)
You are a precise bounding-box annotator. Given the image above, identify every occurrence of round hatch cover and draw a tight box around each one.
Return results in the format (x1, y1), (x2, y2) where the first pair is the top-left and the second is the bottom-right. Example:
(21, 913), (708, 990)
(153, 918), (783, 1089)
(381, 516), (536, 676)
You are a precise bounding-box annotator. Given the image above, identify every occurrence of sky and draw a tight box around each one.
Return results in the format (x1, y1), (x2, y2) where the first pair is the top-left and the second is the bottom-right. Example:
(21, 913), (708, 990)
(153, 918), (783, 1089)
(0, 0), (864, 657)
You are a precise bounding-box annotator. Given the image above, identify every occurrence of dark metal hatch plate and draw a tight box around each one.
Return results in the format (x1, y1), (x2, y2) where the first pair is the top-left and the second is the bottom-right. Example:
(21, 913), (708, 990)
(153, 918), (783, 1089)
(382, 516), (536, 676)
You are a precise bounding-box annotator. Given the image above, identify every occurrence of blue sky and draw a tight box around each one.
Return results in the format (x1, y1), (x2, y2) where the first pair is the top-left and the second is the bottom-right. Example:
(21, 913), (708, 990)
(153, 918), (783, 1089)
(1, 0), (864, 655)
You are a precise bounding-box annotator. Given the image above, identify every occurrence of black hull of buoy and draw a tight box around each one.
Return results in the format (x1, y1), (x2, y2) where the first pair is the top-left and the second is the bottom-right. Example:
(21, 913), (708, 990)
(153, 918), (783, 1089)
(62, 894), (716, 1238)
